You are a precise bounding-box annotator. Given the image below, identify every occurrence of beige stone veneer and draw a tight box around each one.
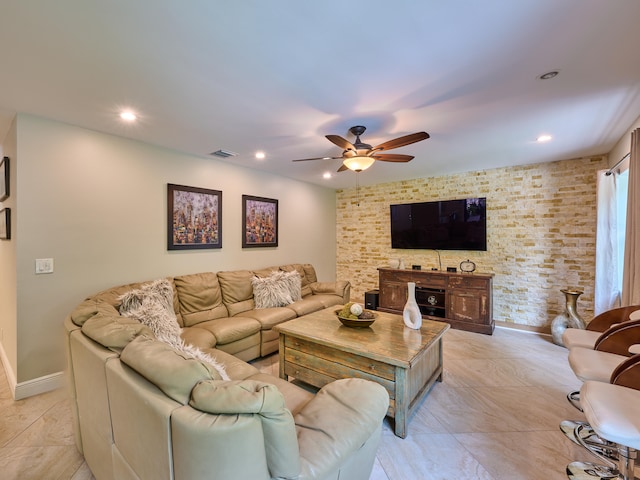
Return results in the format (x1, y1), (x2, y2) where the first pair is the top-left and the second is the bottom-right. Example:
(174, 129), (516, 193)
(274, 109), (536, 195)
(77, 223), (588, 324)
(336, 155), (607, 330)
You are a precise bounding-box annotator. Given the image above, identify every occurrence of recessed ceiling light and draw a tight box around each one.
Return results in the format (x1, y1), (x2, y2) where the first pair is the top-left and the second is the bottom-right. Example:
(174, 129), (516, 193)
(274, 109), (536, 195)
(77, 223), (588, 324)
(538, 71), (559, 80)
(537, 134), (553, 143)
(323, 172), (332, 179)
(255, 151), (266, 160)
(119, 110), (137, 122)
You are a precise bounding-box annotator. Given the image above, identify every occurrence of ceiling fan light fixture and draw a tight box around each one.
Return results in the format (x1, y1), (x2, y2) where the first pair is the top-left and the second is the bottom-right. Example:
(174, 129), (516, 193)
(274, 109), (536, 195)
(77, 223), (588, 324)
(343, 156), (375, 172)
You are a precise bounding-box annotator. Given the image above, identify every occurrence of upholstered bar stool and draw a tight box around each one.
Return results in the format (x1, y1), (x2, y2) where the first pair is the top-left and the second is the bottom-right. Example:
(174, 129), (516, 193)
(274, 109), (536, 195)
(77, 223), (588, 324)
(567, 380), (640, 480)
(562, 353), (640, 469)
(565, 346), (628, 411)
(563, 307), (640, 352)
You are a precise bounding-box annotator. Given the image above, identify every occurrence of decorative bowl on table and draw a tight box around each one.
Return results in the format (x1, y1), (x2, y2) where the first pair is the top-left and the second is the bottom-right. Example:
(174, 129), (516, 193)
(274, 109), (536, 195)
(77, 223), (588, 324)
(335, 303), (377, 328)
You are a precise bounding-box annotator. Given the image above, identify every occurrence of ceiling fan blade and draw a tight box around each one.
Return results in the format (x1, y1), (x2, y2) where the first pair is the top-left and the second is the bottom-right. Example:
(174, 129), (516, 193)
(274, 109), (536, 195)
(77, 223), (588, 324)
(372, 153), (414, 162)
(326, 134), (355, 151)
(372, 132), (430, 152)
(291, 156), (343, 162)
(337, 164), (349, 172)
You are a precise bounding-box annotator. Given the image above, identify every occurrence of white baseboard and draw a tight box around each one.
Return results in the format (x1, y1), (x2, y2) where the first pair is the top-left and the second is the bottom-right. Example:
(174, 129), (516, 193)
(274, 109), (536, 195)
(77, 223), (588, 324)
(0, 340), (17, 396)
(14, 371), (66, 400)
(0, 341), (65, 400)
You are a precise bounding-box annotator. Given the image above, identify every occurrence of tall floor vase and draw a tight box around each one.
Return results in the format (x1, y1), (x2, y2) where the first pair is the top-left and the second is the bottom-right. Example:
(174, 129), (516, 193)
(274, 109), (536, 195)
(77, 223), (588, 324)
(403, 282), (422, 329)
(551, 288), (586, 347)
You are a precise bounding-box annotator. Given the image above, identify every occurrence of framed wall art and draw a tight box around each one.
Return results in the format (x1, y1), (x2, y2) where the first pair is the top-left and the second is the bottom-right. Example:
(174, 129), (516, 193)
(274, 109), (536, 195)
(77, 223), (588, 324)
(0, 208), (10, 240)
(0, 156), (9, 202)
(242, 195), (278, 248)
(167, 183), (222, 250)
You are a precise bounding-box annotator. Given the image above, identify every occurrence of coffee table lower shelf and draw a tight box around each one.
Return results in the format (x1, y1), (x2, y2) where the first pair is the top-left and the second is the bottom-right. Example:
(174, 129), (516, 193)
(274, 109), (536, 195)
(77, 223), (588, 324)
(278, 333), (444, 438)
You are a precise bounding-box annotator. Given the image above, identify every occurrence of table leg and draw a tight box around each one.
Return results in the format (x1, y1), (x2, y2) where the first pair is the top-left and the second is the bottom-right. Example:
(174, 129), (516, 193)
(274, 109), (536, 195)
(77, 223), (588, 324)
(394, 367), (408, 438)
(278, 334), (287, 380)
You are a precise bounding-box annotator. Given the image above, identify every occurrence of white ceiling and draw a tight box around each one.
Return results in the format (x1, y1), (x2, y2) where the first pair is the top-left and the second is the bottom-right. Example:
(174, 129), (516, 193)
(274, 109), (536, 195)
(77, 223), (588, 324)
(1, 0), (639, 189)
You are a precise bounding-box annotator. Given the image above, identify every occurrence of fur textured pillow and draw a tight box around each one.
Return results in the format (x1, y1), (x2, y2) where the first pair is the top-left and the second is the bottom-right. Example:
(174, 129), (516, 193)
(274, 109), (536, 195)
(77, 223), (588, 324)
(281, 270), (302, 302)
(119, 279), (229, 380)
(252, 270), (301, 308)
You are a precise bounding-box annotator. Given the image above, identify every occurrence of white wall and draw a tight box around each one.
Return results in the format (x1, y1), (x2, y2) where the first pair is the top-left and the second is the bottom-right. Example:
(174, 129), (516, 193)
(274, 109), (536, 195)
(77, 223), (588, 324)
(6, 113), (337, 385)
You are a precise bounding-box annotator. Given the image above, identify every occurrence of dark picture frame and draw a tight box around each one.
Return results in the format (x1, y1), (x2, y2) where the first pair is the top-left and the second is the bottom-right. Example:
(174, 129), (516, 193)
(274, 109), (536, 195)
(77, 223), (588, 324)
(242, 195), (278, 248)
(0, 208), (10, 240)
(167, 184), (222, 250)
(0, 156), (9, 202)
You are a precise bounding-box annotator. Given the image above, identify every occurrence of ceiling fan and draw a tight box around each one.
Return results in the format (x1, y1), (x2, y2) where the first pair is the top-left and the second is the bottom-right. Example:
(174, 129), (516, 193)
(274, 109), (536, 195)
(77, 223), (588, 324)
(292, 125), (430, 172)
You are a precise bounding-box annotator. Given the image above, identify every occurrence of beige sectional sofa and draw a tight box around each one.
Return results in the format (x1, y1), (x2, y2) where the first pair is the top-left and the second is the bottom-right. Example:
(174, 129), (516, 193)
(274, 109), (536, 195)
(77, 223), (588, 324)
(64, 263), (390, 480)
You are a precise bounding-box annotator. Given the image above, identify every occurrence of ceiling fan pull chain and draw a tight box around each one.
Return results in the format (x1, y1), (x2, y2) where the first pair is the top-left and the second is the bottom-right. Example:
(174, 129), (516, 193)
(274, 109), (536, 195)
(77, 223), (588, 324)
(356, 172), (361, 206)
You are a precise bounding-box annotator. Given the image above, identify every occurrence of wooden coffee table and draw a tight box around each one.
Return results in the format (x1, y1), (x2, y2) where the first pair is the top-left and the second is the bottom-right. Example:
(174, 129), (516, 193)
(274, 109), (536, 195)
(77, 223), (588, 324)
(275, 306), (449, 438)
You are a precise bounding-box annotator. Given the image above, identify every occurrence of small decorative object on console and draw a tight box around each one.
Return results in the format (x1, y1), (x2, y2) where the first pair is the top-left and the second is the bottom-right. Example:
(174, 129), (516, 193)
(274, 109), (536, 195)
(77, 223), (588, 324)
(460, 259), (476, 273)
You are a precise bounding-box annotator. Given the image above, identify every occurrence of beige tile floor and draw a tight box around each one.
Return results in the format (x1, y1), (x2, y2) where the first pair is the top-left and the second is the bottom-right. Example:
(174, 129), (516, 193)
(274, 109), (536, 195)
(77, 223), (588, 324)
(0, 327), (615, 480)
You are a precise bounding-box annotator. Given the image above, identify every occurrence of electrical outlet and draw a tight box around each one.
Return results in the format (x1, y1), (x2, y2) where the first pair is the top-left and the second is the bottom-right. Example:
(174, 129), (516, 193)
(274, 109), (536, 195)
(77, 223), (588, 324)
(35, 258), (54, 274)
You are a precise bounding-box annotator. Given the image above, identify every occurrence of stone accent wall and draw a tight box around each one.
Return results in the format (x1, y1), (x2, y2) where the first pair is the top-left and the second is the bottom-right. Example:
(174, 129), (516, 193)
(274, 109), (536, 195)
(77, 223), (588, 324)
(336, 156), (607, 329)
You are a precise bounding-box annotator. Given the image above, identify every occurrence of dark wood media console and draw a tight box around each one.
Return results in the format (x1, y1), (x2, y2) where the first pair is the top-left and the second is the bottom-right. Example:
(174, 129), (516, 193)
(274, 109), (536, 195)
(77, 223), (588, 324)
(378, 268), (494, 334)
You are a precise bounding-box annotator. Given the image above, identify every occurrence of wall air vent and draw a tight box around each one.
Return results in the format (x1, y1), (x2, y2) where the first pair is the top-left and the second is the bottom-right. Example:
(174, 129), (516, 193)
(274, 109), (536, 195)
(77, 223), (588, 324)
(209, 149), (238, 158)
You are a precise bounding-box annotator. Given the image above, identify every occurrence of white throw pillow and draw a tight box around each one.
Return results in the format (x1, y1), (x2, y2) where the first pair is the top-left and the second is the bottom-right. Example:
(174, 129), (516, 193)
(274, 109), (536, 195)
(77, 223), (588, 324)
(252, 271), (300, 308)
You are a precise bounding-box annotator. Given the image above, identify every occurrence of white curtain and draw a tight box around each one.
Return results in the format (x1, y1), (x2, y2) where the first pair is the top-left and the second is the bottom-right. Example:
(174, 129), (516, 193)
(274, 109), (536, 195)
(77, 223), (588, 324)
(594, 170), (620, 314)
(622, 128), (640, 305)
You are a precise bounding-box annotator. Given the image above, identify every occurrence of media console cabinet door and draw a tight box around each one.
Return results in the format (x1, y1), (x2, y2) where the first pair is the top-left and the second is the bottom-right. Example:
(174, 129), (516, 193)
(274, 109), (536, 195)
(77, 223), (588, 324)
(448, 289), (489, 325)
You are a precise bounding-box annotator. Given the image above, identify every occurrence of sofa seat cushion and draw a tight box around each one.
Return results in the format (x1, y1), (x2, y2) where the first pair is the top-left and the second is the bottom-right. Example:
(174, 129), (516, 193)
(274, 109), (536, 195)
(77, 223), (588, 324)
(240, 307), (297, 330)
(186, 317), (260, 346)
(180, 327), (217, 350)
(286, 295), (342, 316)
(174, 272), (228, 327)
(120, 335), (225, 405)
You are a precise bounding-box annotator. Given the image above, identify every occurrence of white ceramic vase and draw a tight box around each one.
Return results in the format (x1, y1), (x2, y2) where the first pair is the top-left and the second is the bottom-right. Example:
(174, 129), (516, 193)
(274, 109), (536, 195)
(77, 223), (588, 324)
(403, 282), (422, 329)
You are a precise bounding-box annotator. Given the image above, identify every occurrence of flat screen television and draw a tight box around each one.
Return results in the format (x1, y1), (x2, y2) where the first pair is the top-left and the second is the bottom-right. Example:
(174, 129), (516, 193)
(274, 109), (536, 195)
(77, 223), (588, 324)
(390, 197), (487, 251)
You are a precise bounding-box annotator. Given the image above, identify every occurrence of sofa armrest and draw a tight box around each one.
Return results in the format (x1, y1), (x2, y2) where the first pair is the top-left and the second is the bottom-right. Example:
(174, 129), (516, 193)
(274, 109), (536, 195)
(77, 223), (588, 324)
(190, 379), (300, 479)
(294, 378), (389, 480)
(310, 281), (351, 302)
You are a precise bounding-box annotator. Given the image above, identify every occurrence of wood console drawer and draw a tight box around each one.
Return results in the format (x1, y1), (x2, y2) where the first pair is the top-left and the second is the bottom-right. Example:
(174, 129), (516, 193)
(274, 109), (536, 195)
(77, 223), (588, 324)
(448, 275), (489, 289)
(381, 271), (415, 283)
(415, 275), (446, 288)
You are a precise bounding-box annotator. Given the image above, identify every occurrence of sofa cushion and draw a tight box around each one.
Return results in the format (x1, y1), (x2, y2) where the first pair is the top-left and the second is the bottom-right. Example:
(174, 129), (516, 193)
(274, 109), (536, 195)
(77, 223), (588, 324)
(190, 380), (300, 480)
(241, 307), (297, 330)
(121, 335), (224, 405)
(287, 296), (334, 317)
(174, 272), (229, 327)
(70, 299), (121, 326)
(217, 270), (255, 316)
(82, 311), (154, 351)
(187, 317), (261, 346)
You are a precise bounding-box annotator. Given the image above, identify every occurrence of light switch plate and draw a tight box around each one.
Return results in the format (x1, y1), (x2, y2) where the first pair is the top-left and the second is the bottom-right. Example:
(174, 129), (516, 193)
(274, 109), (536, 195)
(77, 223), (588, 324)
(35, 258), (54, 274)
